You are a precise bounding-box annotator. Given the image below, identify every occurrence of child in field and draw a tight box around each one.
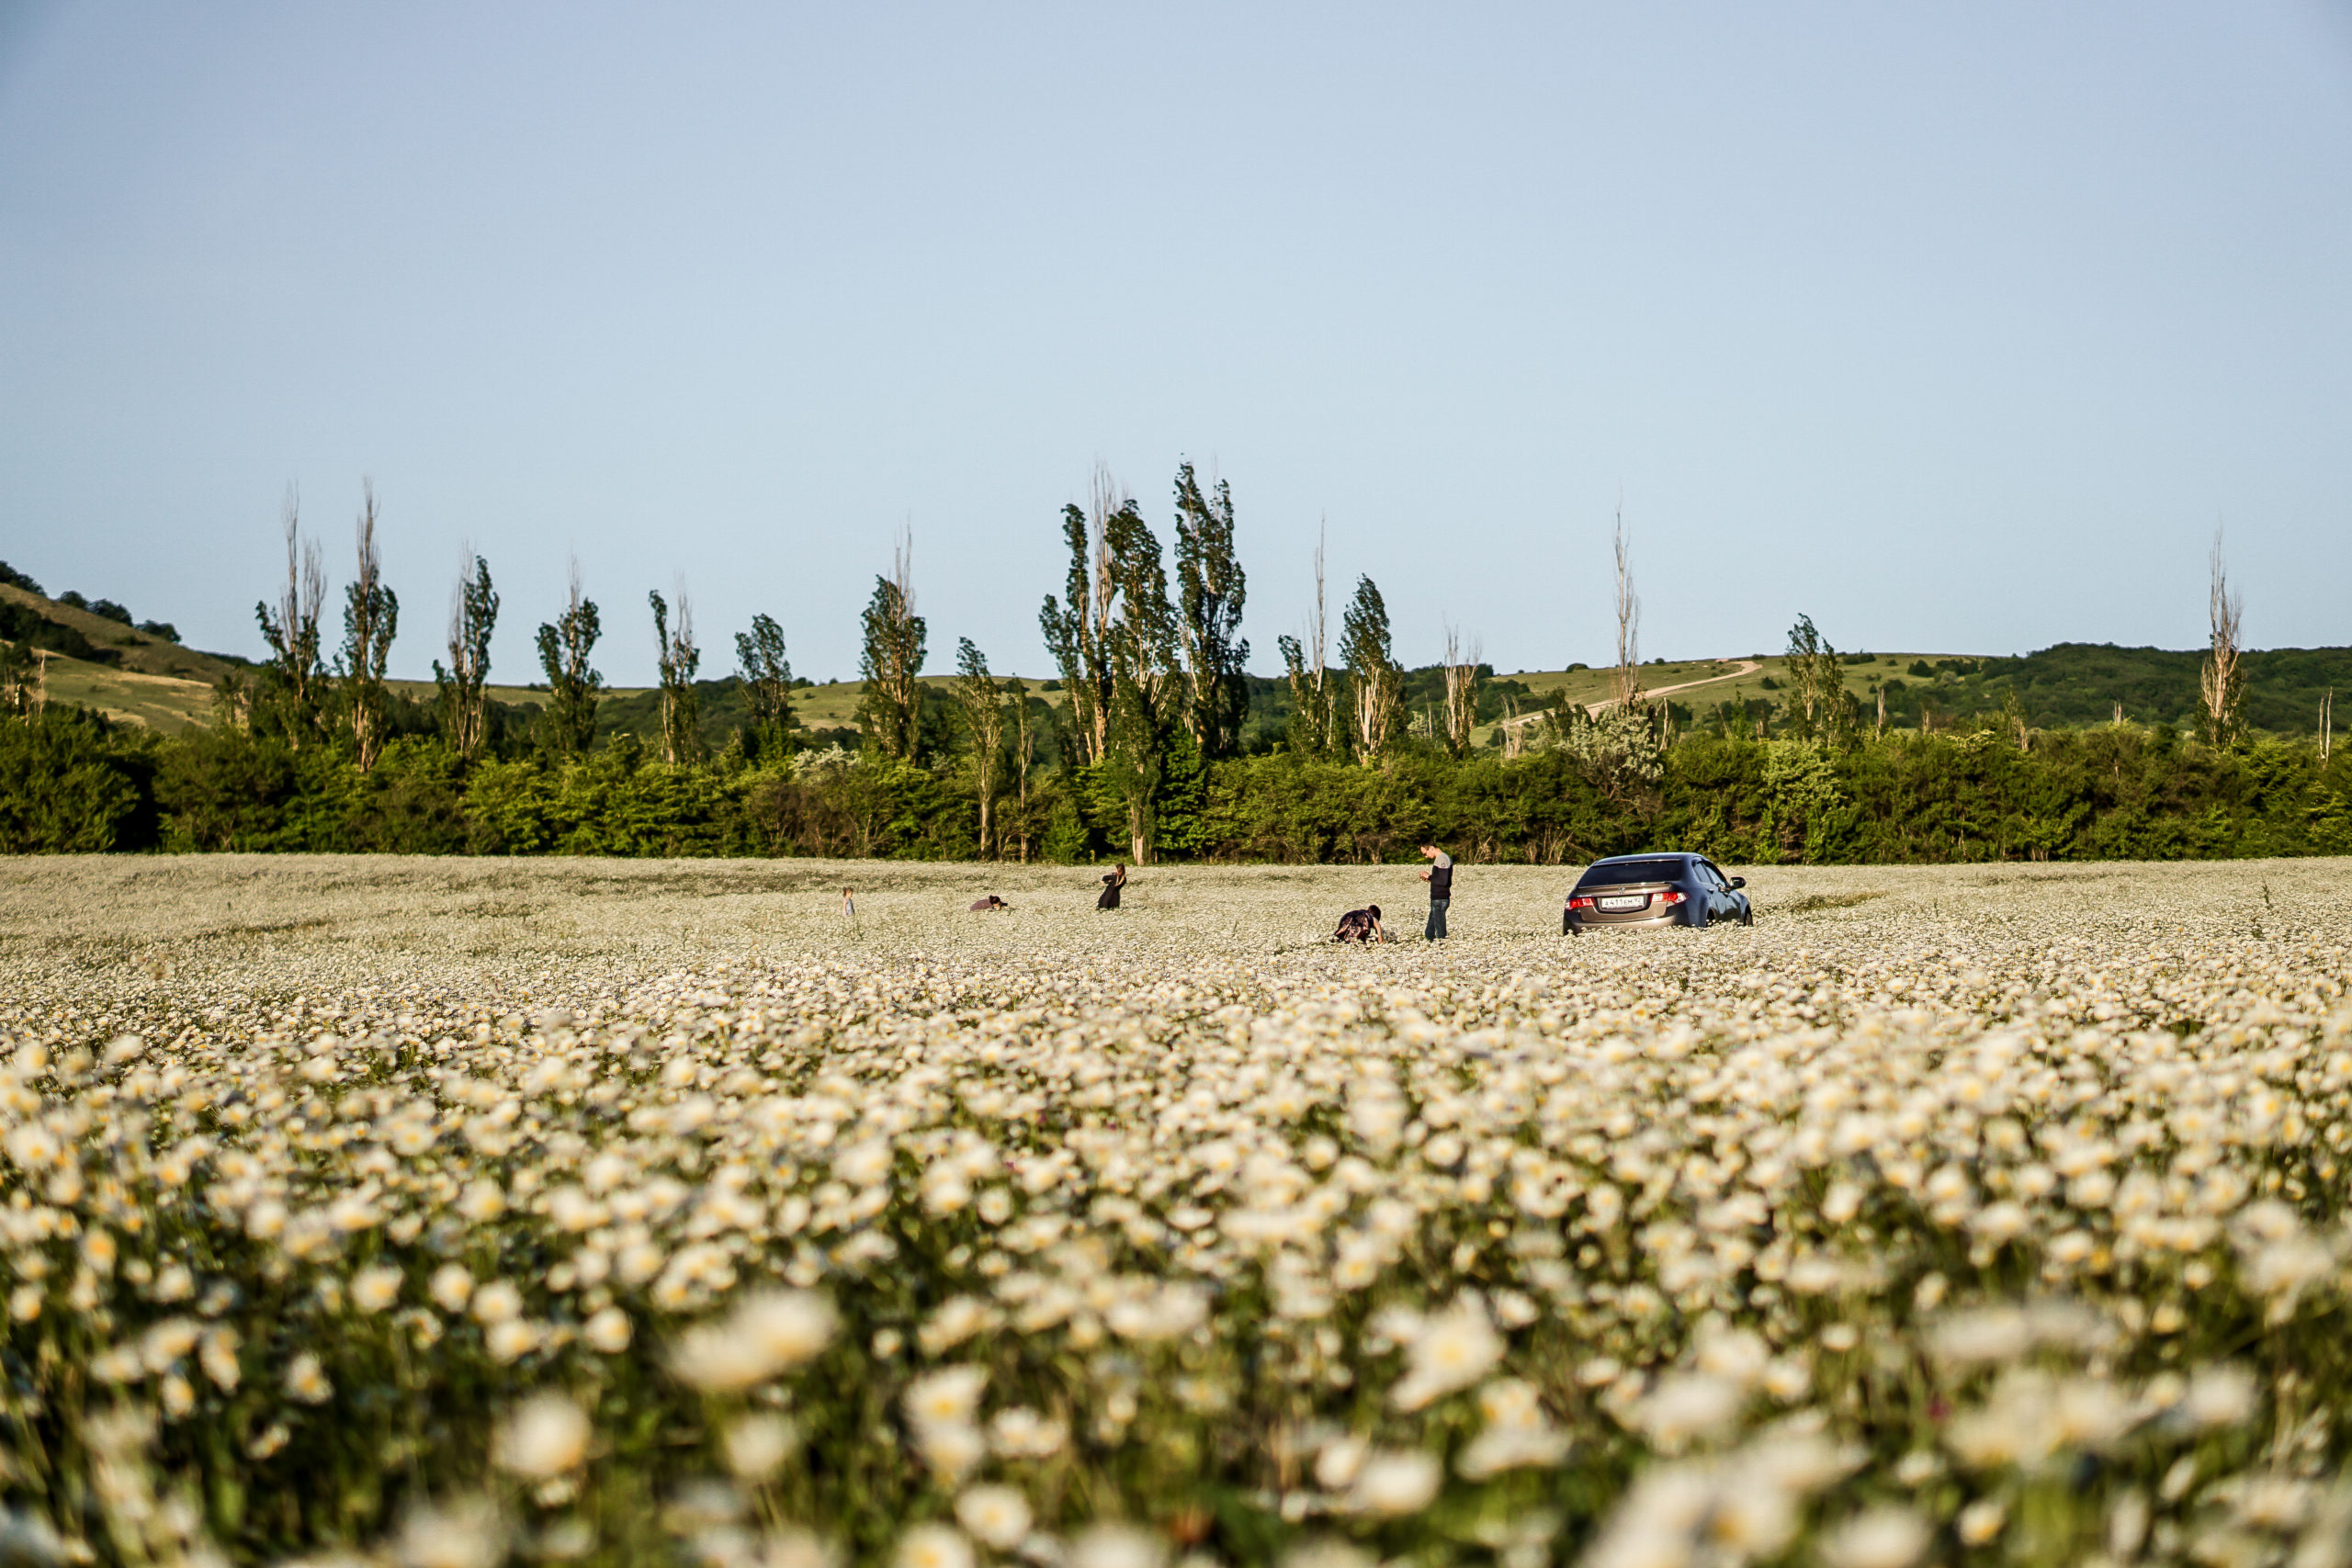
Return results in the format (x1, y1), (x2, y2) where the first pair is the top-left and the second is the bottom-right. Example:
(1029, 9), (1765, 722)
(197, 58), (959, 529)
(969, 896), (1011, 911)
(1333, 905), (1386, 943)
(1096, 864), (1127, 910)
(842, 887), (854, 918)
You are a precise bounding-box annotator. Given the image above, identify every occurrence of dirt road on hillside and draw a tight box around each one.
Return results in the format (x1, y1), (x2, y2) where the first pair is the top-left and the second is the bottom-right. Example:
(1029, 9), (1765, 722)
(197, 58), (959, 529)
(1496, 659), (1764, 734)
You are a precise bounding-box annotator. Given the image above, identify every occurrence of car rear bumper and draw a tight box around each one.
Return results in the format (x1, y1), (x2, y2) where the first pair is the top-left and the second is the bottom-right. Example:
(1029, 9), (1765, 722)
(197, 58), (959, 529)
(1567, 908), (1694, 934)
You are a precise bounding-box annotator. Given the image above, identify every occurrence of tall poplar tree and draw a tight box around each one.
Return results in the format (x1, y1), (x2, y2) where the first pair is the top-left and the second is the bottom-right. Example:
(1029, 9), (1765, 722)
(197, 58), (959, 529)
(535, 560), (604, 757)
(858, 533), (926, 758)
(2201, 531), (2245, 747)
(254, 489), (328, 749)
(1276, 522), (1336, 757)
(650, 584), (703, 765)
(1102, 499), (1181, 862)
(1039, 468), (1119, 767)
(434, 552), (498, 760)
(1002, 675), (1035, 861)
(1340, 575), (1402, 757)
(1780, 615), (1858, 747)
(733, 613), (793, 760)
(1441, 622), (1483, 760)
(953, 638), (1005, 856)
(339, 482), (399, 773)
(1172, 462), (1250, 759)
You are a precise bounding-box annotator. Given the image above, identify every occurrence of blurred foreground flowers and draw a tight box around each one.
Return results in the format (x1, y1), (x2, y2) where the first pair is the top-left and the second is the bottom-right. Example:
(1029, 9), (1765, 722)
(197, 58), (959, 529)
(1, 864), (2350, 1565)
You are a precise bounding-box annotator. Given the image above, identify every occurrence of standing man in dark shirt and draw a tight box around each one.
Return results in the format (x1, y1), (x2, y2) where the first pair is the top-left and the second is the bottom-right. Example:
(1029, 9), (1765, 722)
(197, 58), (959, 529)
(1418, 843), (1453, 940)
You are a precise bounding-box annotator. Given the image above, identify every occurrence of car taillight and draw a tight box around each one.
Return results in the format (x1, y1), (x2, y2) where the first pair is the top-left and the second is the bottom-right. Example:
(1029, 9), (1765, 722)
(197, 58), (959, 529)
(1567, 897), (1595, 909)
(1659, 890), (1686, 905)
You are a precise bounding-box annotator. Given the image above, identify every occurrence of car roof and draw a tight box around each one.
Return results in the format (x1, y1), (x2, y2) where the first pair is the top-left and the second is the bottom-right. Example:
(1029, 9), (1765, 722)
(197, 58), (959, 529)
(1590, 852), (1697, 864)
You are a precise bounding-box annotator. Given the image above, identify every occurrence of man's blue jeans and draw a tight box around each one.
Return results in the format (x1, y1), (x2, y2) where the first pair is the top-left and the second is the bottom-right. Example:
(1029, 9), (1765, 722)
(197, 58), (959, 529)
(1426, 898), (1448, 940)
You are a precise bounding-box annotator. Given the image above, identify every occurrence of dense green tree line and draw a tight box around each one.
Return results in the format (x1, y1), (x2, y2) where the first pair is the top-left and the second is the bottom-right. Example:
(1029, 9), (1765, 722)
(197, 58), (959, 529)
(5, 700), (2346, 863)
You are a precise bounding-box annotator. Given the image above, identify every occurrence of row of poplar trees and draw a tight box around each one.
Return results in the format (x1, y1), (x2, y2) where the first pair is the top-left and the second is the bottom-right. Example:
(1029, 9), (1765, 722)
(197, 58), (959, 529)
(240, 484), (797, 771)
(237, 464), (1421, 867)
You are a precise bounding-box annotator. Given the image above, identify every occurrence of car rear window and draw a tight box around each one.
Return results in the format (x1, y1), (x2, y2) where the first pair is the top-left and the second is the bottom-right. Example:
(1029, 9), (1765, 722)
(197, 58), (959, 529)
(1576, 858), (1688, 888)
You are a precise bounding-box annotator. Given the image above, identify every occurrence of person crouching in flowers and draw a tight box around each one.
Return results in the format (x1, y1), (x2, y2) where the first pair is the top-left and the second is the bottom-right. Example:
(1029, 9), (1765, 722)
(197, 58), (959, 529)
(1095, 863), (1127, 909)
(1333, 904), (1387, 943)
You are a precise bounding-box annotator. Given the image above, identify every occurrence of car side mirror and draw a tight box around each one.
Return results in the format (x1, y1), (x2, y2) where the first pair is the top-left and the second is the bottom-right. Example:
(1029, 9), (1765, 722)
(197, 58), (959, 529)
(1729, 877), (1746, 889)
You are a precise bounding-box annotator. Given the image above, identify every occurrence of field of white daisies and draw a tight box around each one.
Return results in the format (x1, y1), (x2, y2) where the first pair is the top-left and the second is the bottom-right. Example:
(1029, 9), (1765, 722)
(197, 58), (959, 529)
(3, 853), (2350, 1568)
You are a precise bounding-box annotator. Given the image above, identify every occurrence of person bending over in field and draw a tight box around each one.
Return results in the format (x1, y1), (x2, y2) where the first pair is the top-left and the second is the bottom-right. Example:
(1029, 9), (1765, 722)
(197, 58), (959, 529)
(968, 895), (1011, 911)
(1096, 864), (1128, 910)
(1333, 904), (1387, 943)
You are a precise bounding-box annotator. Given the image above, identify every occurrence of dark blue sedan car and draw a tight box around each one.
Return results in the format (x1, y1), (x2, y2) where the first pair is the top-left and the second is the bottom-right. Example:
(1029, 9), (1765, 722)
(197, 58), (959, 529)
(1565, 852), (1750, 934)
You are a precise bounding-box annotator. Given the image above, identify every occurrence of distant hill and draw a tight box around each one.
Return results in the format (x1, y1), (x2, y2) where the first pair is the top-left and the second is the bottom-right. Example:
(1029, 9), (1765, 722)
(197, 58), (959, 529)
(0, 581), (241, 683)
(1, 572), (248, 732)
(1871, 644), (2351, 734)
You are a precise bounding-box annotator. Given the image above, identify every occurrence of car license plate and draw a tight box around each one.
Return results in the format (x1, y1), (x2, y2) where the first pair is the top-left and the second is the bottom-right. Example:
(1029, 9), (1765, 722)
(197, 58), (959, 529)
(1598, 895), (1647, 911)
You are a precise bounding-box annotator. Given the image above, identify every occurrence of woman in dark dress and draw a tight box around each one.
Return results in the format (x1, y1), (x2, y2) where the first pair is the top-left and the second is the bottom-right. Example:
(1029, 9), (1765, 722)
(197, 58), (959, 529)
(1333, 904), (1385, 943)
(1096, 864), (1128, 909)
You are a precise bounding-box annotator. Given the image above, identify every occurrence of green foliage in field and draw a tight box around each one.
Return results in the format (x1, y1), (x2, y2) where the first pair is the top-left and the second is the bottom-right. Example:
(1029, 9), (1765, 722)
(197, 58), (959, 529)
(4, 703), (2350, 864)
(0, 709), (155, 851)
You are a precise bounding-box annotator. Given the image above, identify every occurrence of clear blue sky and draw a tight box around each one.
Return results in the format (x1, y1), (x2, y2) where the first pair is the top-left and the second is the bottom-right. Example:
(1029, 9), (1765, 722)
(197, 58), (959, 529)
(3, 4), (2347, 684)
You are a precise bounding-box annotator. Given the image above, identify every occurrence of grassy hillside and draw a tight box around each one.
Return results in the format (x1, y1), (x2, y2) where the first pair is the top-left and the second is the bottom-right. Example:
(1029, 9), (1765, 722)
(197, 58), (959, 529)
(384, 678), (564, 710)
(1410, 652), (1936, 748)
(0, 582), (241, 683)
(1, 580), (246, 732)
(34, 655), (220, 734)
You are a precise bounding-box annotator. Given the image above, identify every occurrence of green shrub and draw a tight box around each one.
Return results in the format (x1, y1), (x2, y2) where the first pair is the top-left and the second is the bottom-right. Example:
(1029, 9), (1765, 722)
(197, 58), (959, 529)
(0, 710), (154, 851)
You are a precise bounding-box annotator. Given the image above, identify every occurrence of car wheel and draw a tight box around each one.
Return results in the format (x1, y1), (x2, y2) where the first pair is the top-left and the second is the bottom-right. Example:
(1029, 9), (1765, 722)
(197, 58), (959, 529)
(1740, 903), (1753, 927)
